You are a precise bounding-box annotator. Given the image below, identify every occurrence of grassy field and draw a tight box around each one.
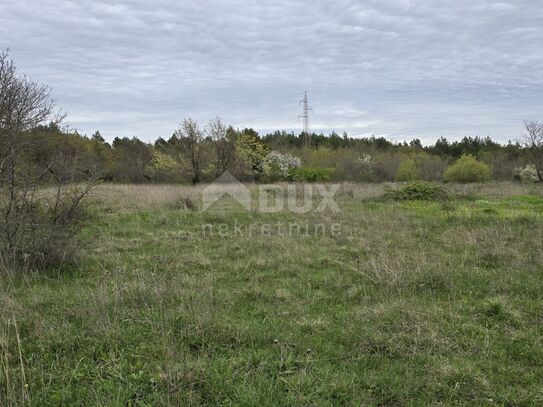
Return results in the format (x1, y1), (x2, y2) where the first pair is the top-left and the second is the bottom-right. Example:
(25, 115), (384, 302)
(1, 182), (543, 406)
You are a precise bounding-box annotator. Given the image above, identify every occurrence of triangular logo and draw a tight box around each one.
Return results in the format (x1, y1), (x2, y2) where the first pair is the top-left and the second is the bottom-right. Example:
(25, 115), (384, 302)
(202, 171), (251, 211)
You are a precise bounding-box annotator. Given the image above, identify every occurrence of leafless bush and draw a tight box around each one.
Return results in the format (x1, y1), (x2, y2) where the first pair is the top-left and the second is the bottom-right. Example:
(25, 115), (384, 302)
(0, 50), (96, 272)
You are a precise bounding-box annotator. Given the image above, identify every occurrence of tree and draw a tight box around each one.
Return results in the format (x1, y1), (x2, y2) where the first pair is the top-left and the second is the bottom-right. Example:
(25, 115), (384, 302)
(205, 117), (235, 177)
(432, 137), (451, 156)
(235, 128), (268, 180)
(409, 139), (423, 149)
(395, 158), (419, 181)
(89, 130), (112, 180)
(145, 150), (183, 183)
(522, 121), (543, 182)
(91, 130), (105, 143)
(175, 118), (203, 184)
(111, 137), (152, 183)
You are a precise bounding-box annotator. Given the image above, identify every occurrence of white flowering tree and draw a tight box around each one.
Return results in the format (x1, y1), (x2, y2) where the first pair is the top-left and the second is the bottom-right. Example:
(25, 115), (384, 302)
(264, 151), (302, 180)
(356, 153), (375, 181)
(514, 164), (540, 183)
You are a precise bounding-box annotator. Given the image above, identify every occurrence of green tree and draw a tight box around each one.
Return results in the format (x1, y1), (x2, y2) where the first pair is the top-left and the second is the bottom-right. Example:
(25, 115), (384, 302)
(145, 150), (183, 183)
(396, 158), (419, 181)
(444, 154), (491, 183)
(111, 137), (153, 183)
(235, 128), (268, 180)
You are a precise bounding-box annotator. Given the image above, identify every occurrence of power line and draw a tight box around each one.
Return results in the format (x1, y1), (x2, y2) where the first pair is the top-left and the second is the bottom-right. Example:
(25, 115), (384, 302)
(298, 90), (312, 144)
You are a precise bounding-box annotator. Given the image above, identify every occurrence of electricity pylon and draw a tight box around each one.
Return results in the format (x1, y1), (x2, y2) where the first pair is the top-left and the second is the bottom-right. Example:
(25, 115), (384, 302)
(298, 91), (312, 144)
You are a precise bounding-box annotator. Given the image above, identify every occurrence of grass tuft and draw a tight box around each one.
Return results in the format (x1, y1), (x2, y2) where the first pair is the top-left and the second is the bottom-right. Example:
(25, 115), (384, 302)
(384, 181), (449, 201)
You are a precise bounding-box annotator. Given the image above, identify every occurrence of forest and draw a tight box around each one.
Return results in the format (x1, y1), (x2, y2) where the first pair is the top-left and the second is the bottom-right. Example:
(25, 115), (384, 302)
(23, 120), (542, 185)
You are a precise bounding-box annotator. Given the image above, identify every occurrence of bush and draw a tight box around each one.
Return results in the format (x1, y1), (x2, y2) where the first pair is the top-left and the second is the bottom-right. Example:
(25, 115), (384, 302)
(395, 158), (419, 181)
(291, 167), (335, 182)
(513, 164), (540, 183)
(0, 51), (95, 272)
(444, 154), (491, 183)
(384, 181), (448, 201)
(0, 185), (92, 272)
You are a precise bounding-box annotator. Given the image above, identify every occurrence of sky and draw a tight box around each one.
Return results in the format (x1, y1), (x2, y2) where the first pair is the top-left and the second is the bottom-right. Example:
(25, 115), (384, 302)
(1, 0), (542, 144)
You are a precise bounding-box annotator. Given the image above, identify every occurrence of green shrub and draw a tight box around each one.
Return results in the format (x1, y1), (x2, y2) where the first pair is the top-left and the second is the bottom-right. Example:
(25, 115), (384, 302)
(395, 158), (420, 181)
(384, 181), (448, 201)
(444, 154), (491, 183)
(291, 167), (335, 182)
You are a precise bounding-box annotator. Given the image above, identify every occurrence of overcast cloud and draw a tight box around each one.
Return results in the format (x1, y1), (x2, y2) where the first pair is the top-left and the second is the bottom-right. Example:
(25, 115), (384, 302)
(1, 0), (542, 143)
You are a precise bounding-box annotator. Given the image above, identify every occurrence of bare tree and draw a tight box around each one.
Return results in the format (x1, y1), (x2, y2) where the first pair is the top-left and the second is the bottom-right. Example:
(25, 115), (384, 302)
(0, 50), (96, 271)
(522, 121), (543, 182)
(1, 50), (58, 181)
(205, 117), (235, 177)
(175, 118), (203, 184)
(0, 53), (57, 132)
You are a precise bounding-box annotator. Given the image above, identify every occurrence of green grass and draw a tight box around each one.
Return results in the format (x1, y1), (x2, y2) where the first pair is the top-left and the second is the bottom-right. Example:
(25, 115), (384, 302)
(1, 184), (543, 405)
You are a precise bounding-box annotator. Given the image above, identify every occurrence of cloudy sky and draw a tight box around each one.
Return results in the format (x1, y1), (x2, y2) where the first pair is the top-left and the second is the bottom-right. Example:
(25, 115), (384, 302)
(1, 0), (542, 144)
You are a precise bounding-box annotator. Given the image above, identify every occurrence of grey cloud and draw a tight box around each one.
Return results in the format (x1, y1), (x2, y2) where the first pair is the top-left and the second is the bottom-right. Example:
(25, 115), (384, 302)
(0, 0), (542, 143)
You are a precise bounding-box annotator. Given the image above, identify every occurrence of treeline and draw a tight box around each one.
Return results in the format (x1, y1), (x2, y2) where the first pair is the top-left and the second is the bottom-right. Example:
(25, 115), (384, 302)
(24, 118), (540, 184)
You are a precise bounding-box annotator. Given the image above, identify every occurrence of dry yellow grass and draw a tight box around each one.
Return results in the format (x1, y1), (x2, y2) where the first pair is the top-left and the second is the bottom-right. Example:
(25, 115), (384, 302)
(90, 181), (542, 210)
